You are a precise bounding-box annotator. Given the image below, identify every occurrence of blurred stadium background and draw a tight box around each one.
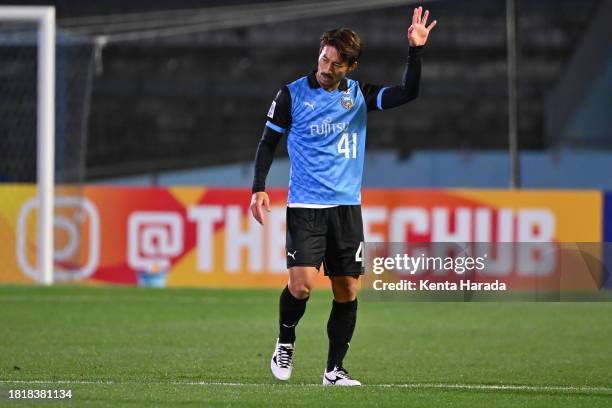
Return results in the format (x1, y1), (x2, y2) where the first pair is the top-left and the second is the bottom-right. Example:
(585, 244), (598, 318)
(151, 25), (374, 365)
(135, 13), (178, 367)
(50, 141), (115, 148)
(1, 0), (610, 186)
(1, 0), (611, 405)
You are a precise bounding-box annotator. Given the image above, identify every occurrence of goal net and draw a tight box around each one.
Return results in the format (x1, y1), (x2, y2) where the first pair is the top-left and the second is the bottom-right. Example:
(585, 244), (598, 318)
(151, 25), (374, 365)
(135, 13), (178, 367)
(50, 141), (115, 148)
(0, 7), (95, 284)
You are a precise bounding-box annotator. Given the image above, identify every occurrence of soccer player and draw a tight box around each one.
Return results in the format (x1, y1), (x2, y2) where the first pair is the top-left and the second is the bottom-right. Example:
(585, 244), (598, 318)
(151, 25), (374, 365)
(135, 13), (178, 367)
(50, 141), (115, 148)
(250, 6), (436, 386)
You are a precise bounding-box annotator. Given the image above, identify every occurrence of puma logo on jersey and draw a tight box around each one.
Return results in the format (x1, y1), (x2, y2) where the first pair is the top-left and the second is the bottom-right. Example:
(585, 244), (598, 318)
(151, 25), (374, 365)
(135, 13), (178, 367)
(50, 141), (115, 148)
(304, 101), (315, 110)
(287, 250), (297, 260)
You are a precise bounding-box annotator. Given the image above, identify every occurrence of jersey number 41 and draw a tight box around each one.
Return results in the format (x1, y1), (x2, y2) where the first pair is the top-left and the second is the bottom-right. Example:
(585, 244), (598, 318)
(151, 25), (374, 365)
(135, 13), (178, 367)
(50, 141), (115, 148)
(337, 131), (358, 159)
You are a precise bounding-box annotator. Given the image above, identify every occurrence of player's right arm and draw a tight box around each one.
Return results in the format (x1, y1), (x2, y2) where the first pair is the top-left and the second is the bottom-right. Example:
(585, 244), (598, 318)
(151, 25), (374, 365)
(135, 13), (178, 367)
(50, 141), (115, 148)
(250, 86), (292, 225)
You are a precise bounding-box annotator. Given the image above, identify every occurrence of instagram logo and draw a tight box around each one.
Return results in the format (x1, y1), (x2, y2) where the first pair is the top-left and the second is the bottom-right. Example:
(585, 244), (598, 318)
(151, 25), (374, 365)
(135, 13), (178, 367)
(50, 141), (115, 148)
(17, 196), (101, 282)
(128, 211), (184, 272)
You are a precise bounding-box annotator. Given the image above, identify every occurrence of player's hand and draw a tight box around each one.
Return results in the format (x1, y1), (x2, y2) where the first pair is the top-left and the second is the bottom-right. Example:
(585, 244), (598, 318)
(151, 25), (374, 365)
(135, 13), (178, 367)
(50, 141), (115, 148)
(250, 191), (271, 225)
(407, 6), (437, 47)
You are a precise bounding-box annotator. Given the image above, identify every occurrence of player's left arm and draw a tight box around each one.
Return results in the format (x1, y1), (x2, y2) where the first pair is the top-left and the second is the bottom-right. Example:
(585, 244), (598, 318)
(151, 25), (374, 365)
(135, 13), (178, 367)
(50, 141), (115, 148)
(360, 6), (437, 111)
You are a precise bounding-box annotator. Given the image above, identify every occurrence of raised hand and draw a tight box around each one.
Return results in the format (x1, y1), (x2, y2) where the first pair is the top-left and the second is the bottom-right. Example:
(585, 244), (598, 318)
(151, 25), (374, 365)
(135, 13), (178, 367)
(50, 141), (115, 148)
(407, 6), (437, 47)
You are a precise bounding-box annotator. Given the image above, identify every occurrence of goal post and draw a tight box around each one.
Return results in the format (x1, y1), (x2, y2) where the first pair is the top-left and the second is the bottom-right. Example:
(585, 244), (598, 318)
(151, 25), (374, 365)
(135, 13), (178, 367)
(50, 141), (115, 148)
(0, 7), (55, 285)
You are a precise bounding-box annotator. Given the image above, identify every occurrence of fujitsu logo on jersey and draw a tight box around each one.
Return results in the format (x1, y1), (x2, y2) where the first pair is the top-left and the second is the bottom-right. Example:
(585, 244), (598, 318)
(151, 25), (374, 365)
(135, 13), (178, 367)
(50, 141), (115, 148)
(310, 117), (348, 137)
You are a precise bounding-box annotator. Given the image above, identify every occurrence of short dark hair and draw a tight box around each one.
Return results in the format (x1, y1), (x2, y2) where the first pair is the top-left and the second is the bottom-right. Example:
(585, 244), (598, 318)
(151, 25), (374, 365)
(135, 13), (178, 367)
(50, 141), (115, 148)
(319, 28), (363, 66)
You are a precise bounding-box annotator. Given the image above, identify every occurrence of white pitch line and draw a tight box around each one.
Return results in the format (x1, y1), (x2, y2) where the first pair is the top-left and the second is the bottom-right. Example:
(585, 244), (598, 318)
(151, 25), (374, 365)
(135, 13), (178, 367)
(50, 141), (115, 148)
(1, 380), (611, 394)
(0, 295), (269, 304)
(0, 295), (202, 302)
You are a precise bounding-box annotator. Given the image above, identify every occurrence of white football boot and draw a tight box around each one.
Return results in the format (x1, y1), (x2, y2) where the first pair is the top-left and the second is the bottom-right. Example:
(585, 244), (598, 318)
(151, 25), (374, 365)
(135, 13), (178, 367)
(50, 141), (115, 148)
(270, 338), (294, 381)
(322, 366), (362, 386)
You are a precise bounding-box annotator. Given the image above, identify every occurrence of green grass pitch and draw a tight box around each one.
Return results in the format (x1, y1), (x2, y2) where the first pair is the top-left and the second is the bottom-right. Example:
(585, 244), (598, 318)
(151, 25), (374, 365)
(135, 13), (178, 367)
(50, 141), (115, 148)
(1, 285), (611, 407)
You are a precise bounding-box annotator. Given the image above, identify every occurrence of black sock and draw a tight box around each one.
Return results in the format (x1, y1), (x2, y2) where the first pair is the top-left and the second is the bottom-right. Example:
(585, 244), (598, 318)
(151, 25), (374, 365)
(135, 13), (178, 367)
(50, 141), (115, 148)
(326, 298), (358, 371)
(278, 285), (308, 344)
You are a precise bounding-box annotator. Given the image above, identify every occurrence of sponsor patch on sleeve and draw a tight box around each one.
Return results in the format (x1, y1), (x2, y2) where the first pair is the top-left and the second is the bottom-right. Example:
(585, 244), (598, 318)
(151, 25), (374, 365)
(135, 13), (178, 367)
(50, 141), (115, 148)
(267, 101), (276, 119)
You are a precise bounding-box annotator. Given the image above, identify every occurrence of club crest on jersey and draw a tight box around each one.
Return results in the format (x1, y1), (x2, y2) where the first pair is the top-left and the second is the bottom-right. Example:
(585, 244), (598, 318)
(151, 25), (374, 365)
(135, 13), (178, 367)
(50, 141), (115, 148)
(340, 93), (354, 110)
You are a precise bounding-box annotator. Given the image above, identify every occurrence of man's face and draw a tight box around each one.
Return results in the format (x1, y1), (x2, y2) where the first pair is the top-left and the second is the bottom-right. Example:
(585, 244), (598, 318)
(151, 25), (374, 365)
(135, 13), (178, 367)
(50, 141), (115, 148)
(316, 45), (356, 89)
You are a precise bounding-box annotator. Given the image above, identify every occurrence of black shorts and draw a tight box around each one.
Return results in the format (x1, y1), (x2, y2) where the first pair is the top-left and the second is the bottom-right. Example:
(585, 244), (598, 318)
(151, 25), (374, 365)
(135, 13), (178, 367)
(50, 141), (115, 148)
(286, 205), (364, 276)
